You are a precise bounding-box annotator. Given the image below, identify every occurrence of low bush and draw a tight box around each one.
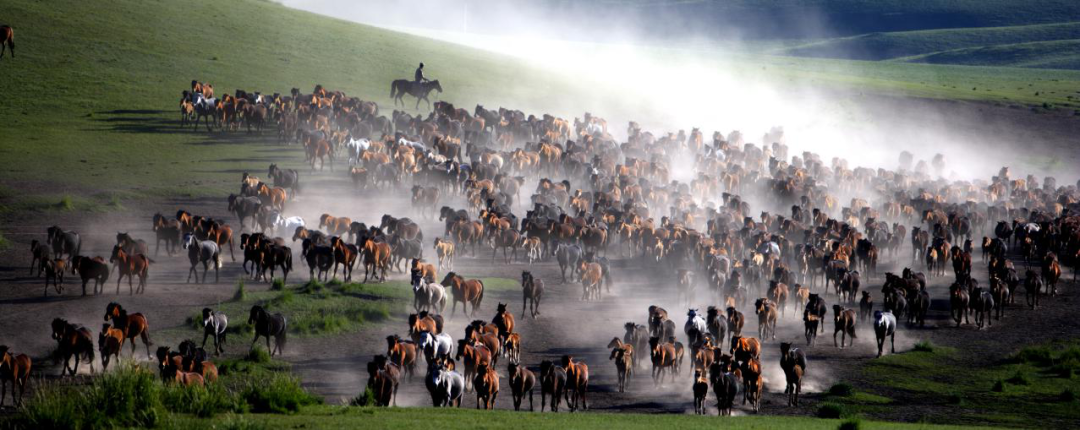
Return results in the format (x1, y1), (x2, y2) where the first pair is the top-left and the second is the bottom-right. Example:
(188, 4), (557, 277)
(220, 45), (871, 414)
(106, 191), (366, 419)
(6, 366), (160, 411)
(838, 417), (862, 430)
(817, 402), (846, 418)
(350, 387), (377, 407)
(828, 382), (855, 397)
(913, 340), (935, 353)
(1006, 371), (1030, 386)
(237, 373), (322, 413)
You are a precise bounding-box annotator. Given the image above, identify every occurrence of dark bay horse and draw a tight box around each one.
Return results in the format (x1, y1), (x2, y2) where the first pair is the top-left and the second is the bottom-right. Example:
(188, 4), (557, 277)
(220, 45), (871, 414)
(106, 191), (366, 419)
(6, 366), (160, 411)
(0, 26), (12, 60)
(390, 79), (442, 110)
(249, 305), (287, 356)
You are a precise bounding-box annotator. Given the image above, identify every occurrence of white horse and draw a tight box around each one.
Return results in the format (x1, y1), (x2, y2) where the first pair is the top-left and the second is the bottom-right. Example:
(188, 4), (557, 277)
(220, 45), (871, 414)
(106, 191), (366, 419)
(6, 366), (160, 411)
(429, 363), (464, 407)
(398, 137), (426, 152)
(684, 309), (707, 346)
(270, 212), (305, 236)
(184, 233), (221, 283)
(413, 276), (447, 314)
(873, 310), (897, 357)
(418, 330), (454, 362)
(346, 137), (370, 165)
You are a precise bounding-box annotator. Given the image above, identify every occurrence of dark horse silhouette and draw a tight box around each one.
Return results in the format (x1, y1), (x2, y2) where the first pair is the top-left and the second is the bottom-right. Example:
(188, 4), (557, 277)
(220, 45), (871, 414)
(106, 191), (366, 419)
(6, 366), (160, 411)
(0, 26), (13, 60)
(390, 79), (442, 110)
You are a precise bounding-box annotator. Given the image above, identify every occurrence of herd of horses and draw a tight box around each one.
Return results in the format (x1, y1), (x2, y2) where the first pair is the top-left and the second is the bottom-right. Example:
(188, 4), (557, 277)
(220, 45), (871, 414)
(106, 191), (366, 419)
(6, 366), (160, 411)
(4, 80), (1079, 416)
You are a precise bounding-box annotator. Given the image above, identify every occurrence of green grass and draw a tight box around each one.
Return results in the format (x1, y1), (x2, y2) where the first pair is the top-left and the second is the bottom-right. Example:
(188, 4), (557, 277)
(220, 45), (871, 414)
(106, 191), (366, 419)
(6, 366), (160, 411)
(165, 405), (988, 430)
(181, 280), (410, 338)
(837, 340), (1080, 426)
(7, 363), (321, 429)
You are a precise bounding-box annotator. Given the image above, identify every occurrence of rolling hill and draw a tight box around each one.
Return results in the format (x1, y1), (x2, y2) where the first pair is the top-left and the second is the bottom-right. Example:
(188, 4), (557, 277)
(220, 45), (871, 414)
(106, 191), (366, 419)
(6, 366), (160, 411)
(1, 0), (1080, 209)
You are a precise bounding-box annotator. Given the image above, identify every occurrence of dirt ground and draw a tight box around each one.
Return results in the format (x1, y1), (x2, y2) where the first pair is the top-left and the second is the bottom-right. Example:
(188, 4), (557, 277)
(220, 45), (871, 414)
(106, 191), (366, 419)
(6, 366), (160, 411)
(0, 98), (1077, 420)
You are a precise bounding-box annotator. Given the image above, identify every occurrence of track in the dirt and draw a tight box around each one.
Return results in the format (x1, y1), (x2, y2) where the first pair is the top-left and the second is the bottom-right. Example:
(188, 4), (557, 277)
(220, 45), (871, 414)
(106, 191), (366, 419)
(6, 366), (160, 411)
(3, 159), (1075, 419)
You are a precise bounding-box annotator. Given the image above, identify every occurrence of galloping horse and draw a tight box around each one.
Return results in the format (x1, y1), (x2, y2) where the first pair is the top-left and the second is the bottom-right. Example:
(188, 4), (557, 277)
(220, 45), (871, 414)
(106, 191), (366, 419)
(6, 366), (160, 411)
(184, 233), (221, 283)
(390, 79), (443, 110)
(110, 245), (151, 295)
(249, 305), (287, 357)
(105, 302), (153, 360)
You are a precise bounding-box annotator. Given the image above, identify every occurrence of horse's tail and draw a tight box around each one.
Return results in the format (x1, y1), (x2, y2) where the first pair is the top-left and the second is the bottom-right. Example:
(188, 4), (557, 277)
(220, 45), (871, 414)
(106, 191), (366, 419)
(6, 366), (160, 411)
(390, 81), (398, 99)
(215, 253), (223, 269)
(477, 280), (485, 307)
(286, 252), (293, 272)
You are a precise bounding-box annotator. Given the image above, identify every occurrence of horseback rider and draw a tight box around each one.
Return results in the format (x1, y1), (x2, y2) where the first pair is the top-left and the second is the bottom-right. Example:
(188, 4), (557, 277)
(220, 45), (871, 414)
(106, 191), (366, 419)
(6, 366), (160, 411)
(414, 62), (428, 88)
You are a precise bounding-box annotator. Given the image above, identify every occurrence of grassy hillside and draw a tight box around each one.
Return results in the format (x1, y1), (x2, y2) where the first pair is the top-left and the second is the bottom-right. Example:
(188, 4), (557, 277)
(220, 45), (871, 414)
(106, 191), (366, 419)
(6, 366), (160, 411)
(1, 0), (1080, 209)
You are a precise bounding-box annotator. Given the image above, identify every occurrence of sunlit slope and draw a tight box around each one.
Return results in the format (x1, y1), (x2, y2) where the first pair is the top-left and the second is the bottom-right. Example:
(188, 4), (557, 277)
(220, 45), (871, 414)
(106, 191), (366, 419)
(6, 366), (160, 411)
(0, 0), (1079, 203)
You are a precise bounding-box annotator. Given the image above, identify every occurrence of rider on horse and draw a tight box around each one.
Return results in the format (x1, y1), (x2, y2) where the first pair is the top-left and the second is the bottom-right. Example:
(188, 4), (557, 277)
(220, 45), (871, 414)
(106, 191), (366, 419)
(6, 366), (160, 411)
(414, 62), (429, 88)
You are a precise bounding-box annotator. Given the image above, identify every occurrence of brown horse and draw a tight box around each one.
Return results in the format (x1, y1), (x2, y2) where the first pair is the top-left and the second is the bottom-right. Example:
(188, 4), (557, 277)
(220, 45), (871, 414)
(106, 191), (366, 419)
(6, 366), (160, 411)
(256, 183), (287, 211)
(162, 362), (205, 387)
(607, 337), (633, 393)
(434, 237), (456, 270)
(98, 323), (125, 372)
(473, 362), (500, 410)
(309, 139), (333, 171)
(0, 345), (31, 407)
(205, 223), (236, 262)
(768, 281), (789, 317)
(411, 258), (437, 283)
(361, 237), (392, 282)
(0, 26), (12, 60)
(455, 340), (492, 392)
(442, 272), (484, 318)
(367, 355), (400, 406)
(110, 245), (151, 295)
(492, 303), (515, 343)
(832, 305), (857, 348)
(755, 298), (778, 341)
(386, 335), (418, 381)
(51, 318), (95, 376)
(408, 311), (444, 341)
(743, 357), (764, 412)
(561, 355), (589, 411)
(507, 361), (536, 411)
(105, 302), (153, 360)
(648, 336), (678, 386)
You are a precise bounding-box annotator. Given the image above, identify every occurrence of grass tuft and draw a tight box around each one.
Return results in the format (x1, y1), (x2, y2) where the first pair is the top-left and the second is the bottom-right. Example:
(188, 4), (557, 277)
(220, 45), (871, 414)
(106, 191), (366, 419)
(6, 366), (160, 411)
(350, 387), (377, 407)
(817, 402), (847, 418)
(1006, 371), (1031, 386)
(828, 382), (855, 397)
(271, 278), (286, 291)
(1060, 388), (1077, 403)
(838, 417), (862, 430)
(992, 380), (1005, 392)
(913, 340), (935, 353)
(233, 278), (248, 302)
(57, 195), (75, 211)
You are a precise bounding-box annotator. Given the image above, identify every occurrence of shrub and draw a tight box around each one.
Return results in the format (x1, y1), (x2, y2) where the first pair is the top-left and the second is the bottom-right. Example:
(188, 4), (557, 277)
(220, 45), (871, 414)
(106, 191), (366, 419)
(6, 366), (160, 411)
(913, 340), (935, 353)
(300, 280), (324, 294)
(1006, 371), (1030, 386)
(1060, 388), (1077, 403)
(107, 194), (124, 210)
(817, 402), (846, 418)
(1015, 345), (1054, 365)
(219, 413), (267, 430)
(838, 417), (862, 430)
(272, 289), (295, 306)
(238, 373), (322, 413)
(14, 364), (164, 429)
(57, 195), (75, 211)
(992, 380), (1005, 392)
(160, 382), (239, 417)
(271, 278), (286, 291)
(944, 392), (964, 405)
(828, 382), (854, 397)
(350, 387), (377, 407)
(247, 346), (272, 364)
(233, 278), (248, 301)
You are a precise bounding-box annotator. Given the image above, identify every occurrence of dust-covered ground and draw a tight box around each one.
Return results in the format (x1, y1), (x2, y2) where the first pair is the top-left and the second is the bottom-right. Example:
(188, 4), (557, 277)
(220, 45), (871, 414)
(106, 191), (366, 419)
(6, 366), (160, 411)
(0, 98), (1078, 421)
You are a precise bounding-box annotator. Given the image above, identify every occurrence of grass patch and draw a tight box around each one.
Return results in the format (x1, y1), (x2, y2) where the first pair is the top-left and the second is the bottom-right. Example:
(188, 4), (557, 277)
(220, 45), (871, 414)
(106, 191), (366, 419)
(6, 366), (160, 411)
(838, 417), (863, 430)
(828, 382), (855, 397)
(9, 363), (320, 428)
(349, 387), (377, 407)
(853, 340), (1080, 426)
(817, 402), (848, 419)
(174, 280), (414, 340)
(0, 231), (10, 250)
(913, 340), (936, 353)
(270, 278), (285, 291)
(233, 278), (248, 302)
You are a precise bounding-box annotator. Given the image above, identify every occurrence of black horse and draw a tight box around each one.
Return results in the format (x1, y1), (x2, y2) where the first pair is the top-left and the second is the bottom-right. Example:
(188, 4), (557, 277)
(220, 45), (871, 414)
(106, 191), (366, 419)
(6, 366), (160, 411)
(390, 79), (442, 110)
(248, 305), (287, 357)
(47, 226), (81, 264)
(268, 164), (300, 196)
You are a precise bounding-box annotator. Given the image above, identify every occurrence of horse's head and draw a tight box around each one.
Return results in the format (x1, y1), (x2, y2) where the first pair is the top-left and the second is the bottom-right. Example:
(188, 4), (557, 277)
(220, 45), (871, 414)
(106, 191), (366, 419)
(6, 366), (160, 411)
(105, 302), (121, 321)
(51, 318), (68, 340)
(431, 80), (442, 93)
(248, 305), (264, 325)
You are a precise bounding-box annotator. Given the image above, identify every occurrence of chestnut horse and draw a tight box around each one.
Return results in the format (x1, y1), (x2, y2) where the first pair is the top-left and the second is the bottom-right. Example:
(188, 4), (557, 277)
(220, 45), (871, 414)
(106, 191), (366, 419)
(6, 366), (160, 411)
(51, 318), (95, 376)
(0, 345), (31, 407)
(473, 362), (500, 409)
(110, 245), (151, 295)
(361, 237), (392, 282)
(0, 26), (12, 60)
(98, 324), (125, 372)
(105, 302), (153, 359)
(442, 272), (484, 318)
(561, 355), (589, 411)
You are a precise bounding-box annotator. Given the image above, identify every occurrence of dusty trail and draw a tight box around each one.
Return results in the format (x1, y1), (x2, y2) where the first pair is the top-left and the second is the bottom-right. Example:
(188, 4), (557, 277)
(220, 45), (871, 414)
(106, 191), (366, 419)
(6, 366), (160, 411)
(1, 150), (1077, 419)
